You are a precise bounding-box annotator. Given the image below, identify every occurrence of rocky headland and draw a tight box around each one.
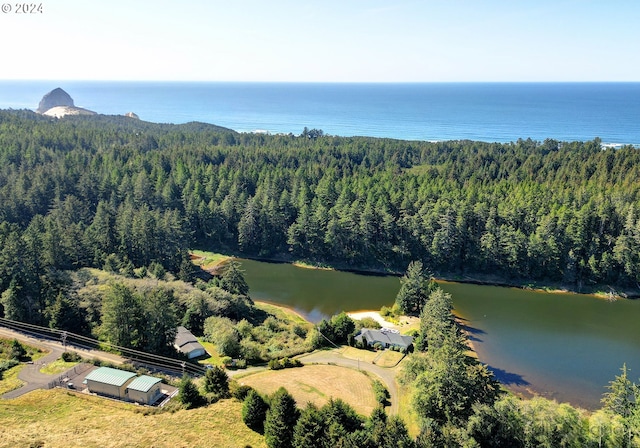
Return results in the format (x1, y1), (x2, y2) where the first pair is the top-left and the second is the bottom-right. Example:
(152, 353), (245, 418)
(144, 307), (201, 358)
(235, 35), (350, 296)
(36, 88), (138, 119)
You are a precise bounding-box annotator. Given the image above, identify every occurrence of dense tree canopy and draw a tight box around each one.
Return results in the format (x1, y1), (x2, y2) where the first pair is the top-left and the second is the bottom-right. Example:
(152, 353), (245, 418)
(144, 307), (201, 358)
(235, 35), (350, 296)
(1, 112), (640, 317)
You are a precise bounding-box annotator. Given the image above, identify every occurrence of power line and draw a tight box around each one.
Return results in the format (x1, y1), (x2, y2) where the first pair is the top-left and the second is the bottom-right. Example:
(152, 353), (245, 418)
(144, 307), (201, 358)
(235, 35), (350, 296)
(0, 317), (205, 376)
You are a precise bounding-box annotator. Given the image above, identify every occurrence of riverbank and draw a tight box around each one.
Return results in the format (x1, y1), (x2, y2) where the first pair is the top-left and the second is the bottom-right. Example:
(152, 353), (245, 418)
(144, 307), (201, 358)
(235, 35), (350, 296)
(192, 249), (639, 301)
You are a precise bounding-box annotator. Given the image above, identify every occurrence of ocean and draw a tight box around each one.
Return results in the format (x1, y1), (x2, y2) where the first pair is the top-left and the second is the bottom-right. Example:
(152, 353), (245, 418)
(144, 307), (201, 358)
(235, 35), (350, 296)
(0, 81), (639, 146)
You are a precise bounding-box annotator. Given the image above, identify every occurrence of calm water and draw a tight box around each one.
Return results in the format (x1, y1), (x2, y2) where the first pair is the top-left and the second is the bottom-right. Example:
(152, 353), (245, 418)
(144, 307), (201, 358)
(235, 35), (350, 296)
(1, 81), (639, 144)
(241, 259), (640, 409)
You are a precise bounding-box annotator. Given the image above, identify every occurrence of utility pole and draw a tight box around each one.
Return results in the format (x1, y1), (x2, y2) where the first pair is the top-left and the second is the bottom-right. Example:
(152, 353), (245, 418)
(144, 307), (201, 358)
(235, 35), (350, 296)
(181, 361), (186, 377)
(61, 331), (68, 351)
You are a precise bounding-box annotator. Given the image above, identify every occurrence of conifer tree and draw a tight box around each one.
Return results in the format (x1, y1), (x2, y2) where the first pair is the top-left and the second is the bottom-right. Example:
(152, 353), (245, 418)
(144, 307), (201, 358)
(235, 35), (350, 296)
(177, 375), (203, 409)
(242, 389), (269, 433)
(220, 260), (249, 296)
(202, 365), (230, 398)
(264, 387), (299, 448)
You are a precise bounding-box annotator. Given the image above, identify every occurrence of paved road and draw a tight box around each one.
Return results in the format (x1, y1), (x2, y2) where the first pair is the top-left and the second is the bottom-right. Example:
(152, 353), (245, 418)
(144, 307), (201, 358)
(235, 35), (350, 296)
(297, 349), (401, 415)
(0, 327), (125, 399)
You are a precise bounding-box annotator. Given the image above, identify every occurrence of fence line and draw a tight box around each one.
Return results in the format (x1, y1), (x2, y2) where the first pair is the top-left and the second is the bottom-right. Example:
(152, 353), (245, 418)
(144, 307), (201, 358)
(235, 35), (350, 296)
(47, 363), (94, 389)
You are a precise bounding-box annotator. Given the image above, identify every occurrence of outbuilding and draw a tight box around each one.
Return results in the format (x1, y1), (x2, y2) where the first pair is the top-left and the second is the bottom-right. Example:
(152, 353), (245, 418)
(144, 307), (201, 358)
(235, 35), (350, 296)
(174, 326), (207, 359)
(83, 367), (136, 399)
(126, 375), (163, 405)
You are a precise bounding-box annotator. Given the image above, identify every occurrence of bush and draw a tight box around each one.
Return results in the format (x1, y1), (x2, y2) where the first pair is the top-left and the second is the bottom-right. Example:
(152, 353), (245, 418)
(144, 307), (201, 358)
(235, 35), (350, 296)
(231, 383), (253, 401)
(372, 380), (390, 406)
(10, 339), (27, 361)
(268, 357), (303, 370)
(0, 359), (20, 380)
(373, 342), (384, 351)
(61, 352), (82, 362)
(268, 359), (284, 370)
(177, 375), (204, 409)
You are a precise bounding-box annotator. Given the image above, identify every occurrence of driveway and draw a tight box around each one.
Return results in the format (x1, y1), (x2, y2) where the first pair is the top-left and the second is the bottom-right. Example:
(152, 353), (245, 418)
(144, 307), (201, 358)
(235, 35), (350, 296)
(0, 327), (124, 399)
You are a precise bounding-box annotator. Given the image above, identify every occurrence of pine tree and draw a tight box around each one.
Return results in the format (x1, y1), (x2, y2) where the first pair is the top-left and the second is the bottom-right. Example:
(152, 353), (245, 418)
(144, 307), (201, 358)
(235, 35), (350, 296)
(101, 283), (144, 348)
(203, 365), (230, 398)
(293, 403), (327, 448)
(177, 375), (203, 409)
(264, 387), (299, 448)
(220, 260), (249, 296)
(242, 389), (269, 433)
(395, 261), (435, 315)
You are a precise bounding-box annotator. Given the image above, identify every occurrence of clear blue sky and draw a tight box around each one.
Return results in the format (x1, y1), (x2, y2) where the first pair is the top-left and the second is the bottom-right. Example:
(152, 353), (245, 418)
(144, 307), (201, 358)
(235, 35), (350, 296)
(1, 0), (638, 82)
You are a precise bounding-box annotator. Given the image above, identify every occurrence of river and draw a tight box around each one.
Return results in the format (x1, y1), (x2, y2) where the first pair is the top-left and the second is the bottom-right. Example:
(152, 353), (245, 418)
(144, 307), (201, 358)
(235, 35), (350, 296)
(240, 258), (640, 409)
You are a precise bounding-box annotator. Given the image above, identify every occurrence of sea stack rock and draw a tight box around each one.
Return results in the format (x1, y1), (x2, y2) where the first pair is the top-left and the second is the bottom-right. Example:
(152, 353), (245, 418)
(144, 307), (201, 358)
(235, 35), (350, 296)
(37, 88), (74, 113)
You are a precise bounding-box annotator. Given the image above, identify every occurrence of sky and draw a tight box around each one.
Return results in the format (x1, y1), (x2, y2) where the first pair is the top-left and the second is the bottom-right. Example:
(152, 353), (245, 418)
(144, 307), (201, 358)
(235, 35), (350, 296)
(1, 0), (638, 82)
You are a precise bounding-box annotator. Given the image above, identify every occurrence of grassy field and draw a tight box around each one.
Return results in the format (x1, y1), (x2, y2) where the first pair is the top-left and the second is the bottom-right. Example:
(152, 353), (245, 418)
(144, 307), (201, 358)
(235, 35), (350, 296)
(197, 340), (223, 367)
(253, 301), (311, 327)
(0, 338), (49, 395)
(0, 389), (266, 448)
(340, 346), (405, 368)
(190, 250), (232, 272)
(0, 364), (24, 395)
(237, 364), (378, 417)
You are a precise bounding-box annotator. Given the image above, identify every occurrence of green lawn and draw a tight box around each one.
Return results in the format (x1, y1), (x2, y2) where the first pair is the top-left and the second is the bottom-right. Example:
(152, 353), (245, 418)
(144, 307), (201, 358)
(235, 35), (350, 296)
(40, 358), (80, 375)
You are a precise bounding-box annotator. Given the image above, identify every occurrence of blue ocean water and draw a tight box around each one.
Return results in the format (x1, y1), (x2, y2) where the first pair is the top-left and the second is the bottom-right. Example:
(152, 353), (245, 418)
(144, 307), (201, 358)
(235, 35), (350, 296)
(0, 81), (639, 145)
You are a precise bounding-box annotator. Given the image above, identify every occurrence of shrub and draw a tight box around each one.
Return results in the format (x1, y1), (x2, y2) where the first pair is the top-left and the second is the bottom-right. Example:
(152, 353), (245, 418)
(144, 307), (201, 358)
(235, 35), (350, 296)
(372, 380), (390, 406)
(268, 357), (303, 370)
(0, 359), (20, 380)
(292, 325), (307, 338)
(231, 383), (253, 401)
(10, 339), (27, 361)
(61, 352), (82, 362)
(268, 359), (283, 370)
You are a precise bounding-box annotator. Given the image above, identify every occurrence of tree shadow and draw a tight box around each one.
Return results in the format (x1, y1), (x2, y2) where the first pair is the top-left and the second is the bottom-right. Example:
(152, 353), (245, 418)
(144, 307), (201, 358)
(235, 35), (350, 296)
(486, 365), (530, 387)
(458, 319), (486, 343)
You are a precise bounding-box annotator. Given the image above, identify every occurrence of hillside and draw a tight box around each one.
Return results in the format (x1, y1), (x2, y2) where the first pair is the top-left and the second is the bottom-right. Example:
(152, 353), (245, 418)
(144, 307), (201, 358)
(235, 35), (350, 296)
(0, 389), (266, 448)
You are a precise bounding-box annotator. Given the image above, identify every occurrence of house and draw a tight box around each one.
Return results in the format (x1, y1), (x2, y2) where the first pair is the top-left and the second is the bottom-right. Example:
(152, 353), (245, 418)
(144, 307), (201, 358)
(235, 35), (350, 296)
(83, 367), (136, 399)
(126, 375), (163, 405)
(174, 326), (207, 359)
(354, 328), (413, 351)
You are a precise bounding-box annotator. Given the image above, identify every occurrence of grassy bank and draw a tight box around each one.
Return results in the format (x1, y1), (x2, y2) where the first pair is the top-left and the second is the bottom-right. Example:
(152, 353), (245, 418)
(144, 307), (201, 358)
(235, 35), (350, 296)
(0, 389), (266, 448)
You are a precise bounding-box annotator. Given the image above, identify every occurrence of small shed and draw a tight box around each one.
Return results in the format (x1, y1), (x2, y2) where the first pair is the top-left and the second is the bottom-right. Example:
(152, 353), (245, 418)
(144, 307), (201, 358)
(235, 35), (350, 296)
(355, 328), (413, 351)
(126, 375), (163, 405)
(83, 367), (136, 399)
(174, 326), (207, 359)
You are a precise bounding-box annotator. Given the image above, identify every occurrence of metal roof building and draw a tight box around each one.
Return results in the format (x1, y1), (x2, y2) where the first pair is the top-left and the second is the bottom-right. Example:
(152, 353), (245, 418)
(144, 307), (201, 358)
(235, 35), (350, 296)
(126, 375), (163, 405)
(84, 367), (136, 399)
(174, 326), (207, 359)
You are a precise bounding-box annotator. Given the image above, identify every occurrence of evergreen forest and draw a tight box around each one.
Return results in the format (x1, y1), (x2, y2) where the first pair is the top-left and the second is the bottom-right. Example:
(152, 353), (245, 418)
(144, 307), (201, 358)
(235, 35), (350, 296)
(1, 110), (640, 327)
